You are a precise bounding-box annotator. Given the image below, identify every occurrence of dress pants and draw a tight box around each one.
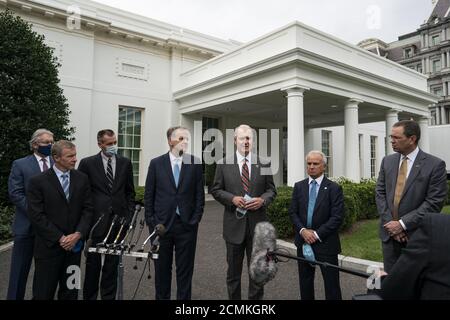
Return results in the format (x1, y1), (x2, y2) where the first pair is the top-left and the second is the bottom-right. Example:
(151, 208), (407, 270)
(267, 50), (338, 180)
(225, 218), (264, 300)
(297, 247), (342, 300)
(33, 251), (81, 300)
(154, 215), (198, 300)
(7, 234), (34, 300)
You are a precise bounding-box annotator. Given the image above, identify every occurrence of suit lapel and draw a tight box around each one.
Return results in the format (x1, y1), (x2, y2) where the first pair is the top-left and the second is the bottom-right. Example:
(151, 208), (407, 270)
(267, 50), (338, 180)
(233, 154), (244, 195)
(313, 177), (329, 213)
(401, 150), (426, 198)
(301, 179), (309, 208)
(113, 155), (124, 191)
(249, 155), (259, 196)
(69, 170), (76, 202)
(388, 153), (401, 205)
(95, 153), (109, 188)
(163, 152), (177, 189)
(28, 155), (41, 173)
(48, 168), (68, 203)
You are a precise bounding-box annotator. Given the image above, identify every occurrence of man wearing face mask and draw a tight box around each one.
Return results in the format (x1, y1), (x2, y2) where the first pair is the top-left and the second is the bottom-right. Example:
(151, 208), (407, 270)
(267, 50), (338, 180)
(7, 129), (54, 300)
(144, 126), (204, 300)
(78, 129), (135, 300)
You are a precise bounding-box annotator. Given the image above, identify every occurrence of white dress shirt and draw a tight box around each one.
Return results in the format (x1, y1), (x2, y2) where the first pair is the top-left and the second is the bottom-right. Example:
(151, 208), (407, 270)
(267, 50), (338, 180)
(169, 151), (182, 175)
(53, 165), (70, 189)
(34, 153), (51, 172)
(236, 151), (252, 178)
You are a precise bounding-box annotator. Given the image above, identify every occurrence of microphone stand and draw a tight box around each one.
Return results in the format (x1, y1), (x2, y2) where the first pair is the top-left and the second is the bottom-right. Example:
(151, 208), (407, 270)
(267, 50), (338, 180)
(267, 250), (370, 279)
(97, 214), (118, 249)
(84, 213), (105, 258)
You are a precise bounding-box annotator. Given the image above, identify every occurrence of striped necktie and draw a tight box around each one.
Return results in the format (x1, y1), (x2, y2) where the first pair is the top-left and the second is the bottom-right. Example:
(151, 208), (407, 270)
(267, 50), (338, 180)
(61, 173), (70, 200)
(241, 158), (250, 195)
(106, 157), (114, 193)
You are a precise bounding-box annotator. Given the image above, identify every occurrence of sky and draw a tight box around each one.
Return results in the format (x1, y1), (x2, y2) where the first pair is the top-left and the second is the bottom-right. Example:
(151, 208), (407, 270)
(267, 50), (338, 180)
(92, 0), (434, 45)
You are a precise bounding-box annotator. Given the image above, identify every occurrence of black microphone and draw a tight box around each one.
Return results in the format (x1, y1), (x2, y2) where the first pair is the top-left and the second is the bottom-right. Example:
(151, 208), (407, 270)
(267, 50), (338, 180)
(97, 214), (119, 248)
(150, 224), (167, 254)
(249, 222), (278, 286)
(84, 212), (105, 258)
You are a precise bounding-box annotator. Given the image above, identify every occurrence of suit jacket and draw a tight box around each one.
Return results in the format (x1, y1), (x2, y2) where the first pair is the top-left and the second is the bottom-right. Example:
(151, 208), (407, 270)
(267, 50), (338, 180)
(376, 149), (447, 242)
(144, 152), (204, 231)
(8, 154), (53, 236)
(78, 152), (135, 238)
(380, 213), (450, 300)
(210, 154), (277, 245)
(289, 177), (344, 255)
(26, 168), (93, 259)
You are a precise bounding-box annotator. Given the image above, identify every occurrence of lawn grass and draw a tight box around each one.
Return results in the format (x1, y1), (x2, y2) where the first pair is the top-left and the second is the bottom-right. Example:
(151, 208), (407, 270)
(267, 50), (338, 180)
(340, 205), (450, 262)
(340, 219), (382, 262)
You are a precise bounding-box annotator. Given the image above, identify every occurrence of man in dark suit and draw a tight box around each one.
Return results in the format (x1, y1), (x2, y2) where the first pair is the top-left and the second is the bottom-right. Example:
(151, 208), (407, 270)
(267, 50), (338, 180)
(289, 150), (344, 300)
(7, 129), (54, 300)
(376, 120), (447, 273)
(79, 129), (135, 300)
(380, 213), (450, 300)
(144, 126), (204, 300)
(211, 124), (276, 300)
(27, 140), (93, 300)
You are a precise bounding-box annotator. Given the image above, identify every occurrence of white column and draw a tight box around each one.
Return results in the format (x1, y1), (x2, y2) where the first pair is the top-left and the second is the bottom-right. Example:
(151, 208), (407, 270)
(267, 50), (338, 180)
(425, 34), (429, 47)
(421, 58), (426, 73)
(284, 86), (308, 186)
(385, 109), (399, 155)
(442, 52), (446, 68)
(418, 116), (430, 152)
(447, 52), (450, 69)
(442, 29), (446, 42)
(421, 34), (424, 48)
(344, 99), (362, 182)
(441, 106), (447, 125)
(426, 57), (430, 73)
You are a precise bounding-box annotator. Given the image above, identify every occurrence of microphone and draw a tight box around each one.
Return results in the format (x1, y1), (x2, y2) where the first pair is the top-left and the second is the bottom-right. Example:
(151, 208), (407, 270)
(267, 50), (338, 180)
(249, 222), (278, 286)
(84, 212), (105, 258)
(150, 224), (167, 254)
(97, 214), (118, 248)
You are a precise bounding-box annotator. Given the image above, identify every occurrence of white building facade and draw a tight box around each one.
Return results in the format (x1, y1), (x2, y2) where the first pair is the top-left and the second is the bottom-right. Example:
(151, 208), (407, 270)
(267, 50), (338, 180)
(2, 0), (438, 187)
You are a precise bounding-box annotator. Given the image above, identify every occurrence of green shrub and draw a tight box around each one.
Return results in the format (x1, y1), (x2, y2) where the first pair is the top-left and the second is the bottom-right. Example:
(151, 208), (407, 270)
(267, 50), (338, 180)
(267, 186), (294, 239)
(135, 186), (145, 204)
(0, 206), (14, 244)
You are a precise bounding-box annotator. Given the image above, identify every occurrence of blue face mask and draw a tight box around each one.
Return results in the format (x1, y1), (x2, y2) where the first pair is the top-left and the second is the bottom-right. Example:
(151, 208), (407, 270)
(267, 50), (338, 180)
(104, 145), (118, 157)
(37, 144), (52, 157)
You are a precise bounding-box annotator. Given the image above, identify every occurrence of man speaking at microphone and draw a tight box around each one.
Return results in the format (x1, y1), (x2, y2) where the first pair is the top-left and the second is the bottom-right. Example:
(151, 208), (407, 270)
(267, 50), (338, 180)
(79, 129), (135, 300)
(289, 150), (344, 300)
(144, 126), (204, 300)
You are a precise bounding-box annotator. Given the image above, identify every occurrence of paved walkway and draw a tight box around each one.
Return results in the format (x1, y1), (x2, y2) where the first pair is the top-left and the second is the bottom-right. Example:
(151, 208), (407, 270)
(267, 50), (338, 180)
(0, 200), (368, 300)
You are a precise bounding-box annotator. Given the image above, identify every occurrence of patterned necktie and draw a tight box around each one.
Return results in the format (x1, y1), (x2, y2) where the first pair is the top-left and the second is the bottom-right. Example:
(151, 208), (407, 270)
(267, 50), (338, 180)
(106, 157), (114, 193)
(41, 158), (48, 171)
(61, 173), (70, 200)
(393, 157), (408, 220)
(307, 180), (318, 228)
(241, 158), (250, 195)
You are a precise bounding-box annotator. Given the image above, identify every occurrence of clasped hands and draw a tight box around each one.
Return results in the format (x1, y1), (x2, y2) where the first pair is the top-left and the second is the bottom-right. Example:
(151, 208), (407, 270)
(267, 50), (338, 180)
(59, 232), (81, 251)
(232, 196), (264, 211)
(384, 221), (408, 243)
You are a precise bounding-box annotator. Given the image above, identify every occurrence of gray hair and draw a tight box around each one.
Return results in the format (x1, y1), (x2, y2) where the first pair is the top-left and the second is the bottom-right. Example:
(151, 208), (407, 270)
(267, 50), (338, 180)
(29, 129), (54, 150)
(305, 150), (327, 165)
(234, 124), (253, 138)
(51, 140), (75, 158)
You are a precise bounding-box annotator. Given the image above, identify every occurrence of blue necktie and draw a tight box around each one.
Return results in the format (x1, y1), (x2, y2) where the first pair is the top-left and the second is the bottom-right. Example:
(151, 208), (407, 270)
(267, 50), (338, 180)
(173, 161), (180, 215)
(303, 180), (318, 262)
(61, 173), (70, 200)
(307, 180), (318, 228)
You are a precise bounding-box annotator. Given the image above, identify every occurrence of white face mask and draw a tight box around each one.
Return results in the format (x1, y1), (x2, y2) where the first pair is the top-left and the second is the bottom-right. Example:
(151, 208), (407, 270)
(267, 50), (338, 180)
(104, 145), (118, 156)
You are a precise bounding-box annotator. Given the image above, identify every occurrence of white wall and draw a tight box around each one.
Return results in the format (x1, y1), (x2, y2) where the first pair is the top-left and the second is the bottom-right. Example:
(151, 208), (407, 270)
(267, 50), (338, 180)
(430, 125), (450, 173)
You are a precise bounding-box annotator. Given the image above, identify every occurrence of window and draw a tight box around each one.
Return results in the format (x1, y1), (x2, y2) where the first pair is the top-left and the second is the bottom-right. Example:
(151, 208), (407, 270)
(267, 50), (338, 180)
(432, 34), (441, 46)
(321, 130), (332, 177)
(430, 110), (437, 125)
(118, 106), (142, 186)
(370, 136), (377, 178)
(432, 59), (442, 72)
(446, 107), (450, 123)
(432, 86), (443, 96)
(404, 48), (413, 58)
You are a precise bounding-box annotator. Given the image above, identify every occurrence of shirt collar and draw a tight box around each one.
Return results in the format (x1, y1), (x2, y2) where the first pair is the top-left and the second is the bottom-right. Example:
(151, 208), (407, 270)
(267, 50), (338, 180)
(236, 151), (251, 165)
(309, 174), (324, 186)
(34, 153), (50, 164)
(101, 151), (115, 161)
(403, 146), (419, 162)
(53, 165), (69, 178)
(169, 151), (182, 163)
